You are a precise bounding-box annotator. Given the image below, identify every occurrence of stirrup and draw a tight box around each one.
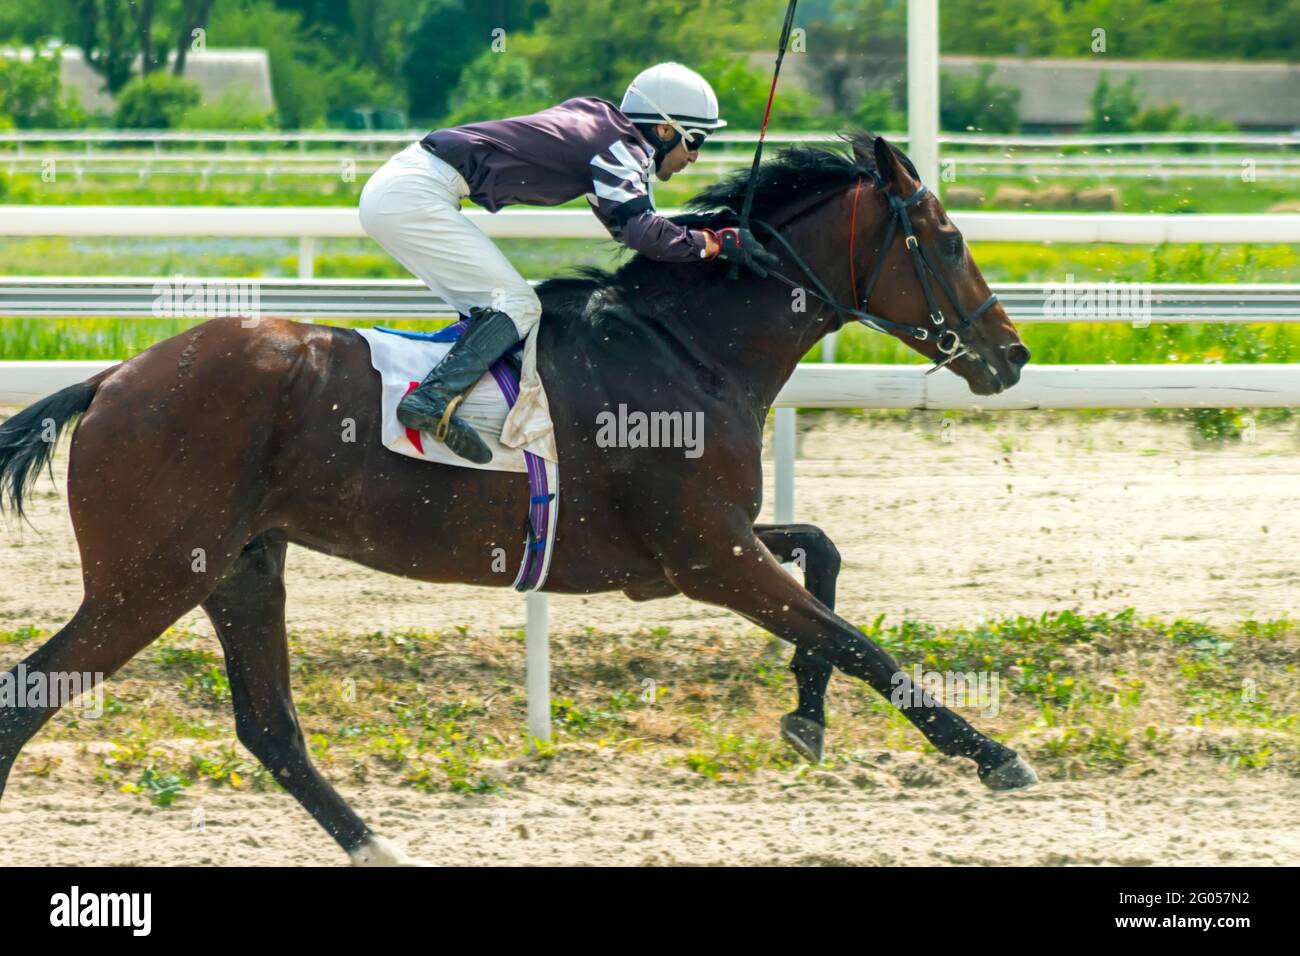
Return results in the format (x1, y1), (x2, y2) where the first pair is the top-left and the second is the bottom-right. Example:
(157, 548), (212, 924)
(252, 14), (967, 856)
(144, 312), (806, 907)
(434, 394), (465, 442)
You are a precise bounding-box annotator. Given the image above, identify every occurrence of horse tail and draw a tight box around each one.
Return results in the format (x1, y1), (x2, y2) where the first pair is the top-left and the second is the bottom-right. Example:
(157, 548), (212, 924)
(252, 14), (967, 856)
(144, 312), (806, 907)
(0, 371), (110, 520)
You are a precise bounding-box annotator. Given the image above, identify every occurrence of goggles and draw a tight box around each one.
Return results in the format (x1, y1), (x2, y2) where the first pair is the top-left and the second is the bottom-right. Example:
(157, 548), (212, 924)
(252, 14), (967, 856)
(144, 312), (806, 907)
(682, 128), (711, 151)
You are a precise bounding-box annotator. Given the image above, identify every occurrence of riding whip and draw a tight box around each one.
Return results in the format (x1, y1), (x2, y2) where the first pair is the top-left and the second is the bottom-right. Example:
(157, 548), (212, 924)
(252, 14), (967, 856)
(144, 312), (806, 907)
(729, 0), (799, 281)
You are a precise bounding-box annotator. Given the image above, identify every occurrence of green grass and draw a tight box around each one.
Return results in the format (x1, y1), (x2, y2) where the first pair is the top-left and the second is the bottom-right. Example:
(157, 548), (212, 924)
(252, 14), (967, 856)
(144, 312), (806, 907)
(3, 611), (1294, 799)
(4, 166), (1297, 214)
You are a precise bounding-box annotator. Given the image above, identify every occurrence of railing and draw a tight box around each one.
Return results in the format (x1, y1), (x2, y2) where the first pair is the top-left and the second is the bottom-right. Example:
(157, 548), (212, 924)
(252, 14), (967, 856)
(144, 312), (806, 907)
(3, 208), (1299, 281)
(3, 278), (1299, 324)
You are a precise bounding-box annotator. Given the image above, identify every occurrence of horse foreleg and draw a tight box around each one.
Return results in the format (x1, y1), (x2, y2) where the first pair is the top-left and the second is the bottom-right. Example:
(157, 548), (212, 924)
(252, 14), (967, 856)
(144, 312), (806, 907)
(201, 532), (430, 866)
(668, 531), (1038, 790)
(753, 523), (838, 762)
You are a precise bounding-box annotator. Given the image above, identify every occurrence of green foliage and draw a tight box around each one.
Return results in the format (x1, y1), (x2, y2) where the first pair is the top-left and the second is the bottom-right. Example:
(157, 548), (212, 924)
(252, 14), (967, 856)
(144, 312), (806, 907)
(402, 0), (548, 122)
(136, 768), (188, 807)
(1087, 73), (1238, 134)
(852, 88), (905, 133)
(697, 54), (826, 130)
(112, 72), (201, 129)
(206, 0), (402, 128)
(438, 52), (551, 128)
(178, 83), (275, 130)
(940, 0), (1300, 61)
(0, 623), (48, 643)
(0, 0), (55, 41)
(940, 64), (1020, 132)
(0, 43), (86, 128)
(506, 0), (774, 104)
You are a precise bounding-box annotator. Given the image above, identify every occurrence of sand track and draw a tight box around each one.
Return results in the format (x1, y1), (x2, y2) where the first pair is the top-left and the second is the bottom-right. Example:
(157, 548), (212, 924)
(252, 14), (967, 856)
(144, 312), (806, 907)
(2, 408), (1299, 865)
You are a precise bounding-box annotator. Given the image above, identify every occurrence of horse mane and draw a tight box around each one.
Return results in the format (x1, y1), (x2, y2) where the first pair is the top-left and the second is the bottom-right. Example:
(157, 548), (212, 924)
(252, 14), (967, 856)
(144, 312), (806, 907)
(535, 130), (915, 311)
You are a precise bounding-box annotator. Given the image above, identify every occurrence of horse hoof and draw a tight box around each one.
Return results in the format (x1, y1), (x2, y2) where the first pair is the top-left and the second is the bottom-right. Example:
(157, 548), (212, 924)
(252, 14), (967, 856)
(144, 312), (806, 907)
(348, 835), (436, 867)
(780, 713), (825, 764)
(979, 754), (1039, 792)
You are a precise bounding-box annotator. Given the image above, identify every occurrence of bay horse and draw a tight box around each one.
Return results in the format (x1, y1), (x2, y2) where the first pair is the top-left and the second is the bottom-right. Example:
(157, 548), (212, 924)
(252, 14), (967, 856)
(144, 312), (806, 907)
(0, 133), (1034, 865)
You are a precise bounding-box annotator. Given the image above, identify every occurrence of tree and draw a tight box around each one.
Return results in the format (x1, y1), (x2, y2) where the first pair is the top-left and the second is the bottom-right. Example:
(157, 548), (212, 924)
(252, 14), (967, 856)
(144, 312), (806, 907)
(439, 51), (551, 127)
(1085, 74), (1142, 133)
(402, 0), (547, 122)
(172, 0), (217, 76)
(68, 0), (215, 95)
(73, 0), (136, 94)
(0, 44), (86, 128)
(113, 71), (201, 127)
(940, 63), (1020, 132)
(506, 0), (775, 104)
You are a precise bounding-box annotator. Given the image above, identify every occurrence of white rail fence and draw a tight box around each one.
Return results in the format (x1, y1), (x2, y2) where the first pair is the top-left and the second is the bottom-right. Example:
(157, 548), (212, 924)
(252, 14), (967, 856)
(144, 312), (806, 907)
(4, 130), (1298, 150)
(4, 278), (1297, 323)
(4, 207), (1300, 281)
(5, 129), (1296, 190)
(8, 153), (1298, 184)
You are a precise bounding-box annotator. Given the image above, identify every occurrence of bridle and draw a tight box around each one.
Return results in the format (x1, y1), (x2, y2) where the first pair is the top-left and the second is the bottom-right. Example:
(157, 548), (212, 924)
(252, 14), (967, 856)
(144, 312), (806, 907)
(748, 172), (1000, 374)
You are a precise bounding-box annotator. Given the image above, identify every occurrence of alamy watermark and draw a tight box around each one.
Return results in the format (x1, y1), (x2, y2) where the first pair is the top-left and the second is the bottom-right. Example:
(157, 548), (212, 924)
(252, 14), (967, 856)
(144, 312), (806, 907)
(152, 274), (262, 327)
(0, 665), (104, 718)
(889, 664), (1000, 718)
(595, 404), (704, 459)
(1043, 273), (1152, 328)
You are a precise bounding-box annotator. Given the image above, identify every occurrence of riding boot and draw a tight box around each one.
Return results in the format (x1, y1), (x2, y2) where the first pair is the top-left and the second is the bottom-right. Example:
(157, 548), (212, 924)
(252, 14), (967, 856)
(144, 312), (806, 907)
(395, 307), (520, 464)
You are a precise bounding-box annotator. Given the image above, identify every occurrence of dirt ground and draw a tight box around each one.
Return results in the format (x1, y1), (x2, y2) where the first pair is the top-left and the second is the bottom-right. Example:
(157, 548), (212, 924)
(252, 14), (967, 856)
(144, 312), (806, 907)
(6, 408), (1300, 637)
(3, 743), (1296, 866)
(2, 408), (1299, 866)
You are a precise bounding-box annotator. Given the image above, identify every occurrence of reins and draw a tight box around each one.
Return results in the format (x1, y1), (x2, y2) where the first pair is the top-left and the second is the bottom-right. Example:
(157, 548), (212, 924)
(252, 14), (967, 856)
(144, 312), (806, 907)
(744, 170), (1000, 375)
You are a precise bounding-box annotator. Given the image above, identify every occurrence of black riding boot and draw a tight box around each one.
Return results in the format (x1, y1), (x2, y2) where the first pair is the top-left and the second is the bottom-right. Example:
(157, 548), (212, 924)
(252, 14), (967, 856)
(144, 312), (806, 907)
(396, 307), (520, 464)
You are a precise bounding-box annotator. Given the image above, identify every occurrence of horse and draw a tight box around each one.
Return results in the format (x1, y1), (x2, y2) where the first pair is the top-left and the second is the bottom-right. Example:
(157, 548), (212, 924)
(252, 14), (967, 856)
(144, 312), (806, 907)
(0, 132), (1034, 865)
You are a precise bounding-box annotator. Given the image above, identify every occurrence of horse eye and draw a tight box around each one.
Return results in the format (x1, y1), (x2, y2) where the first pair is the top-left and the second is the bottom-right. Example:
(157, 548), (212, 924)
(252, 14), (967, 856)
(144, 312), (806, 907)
(947, 236), (964, 259)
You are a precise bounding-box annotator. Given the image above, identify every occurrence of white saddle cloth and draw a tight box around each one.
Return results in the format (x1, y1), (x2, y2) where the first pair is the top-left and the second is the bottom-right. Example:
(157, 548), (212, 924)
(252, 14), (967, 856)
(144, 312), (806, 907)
(355, 324), (558, 472)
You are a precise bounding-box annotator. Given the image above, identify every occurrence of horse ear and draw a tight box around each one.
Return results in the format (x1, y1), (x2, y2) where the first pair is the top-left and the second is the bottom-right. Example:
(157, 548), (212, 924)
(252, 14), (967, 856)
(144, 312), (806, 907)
(872, 135), (904, 190)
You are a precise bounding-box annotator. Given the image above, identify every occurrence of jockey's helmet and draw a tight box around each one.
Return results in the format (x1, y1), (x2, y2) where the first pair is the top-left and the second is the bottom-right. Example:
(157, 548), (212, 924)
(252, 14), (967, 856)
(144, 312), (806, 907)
(620, 62), (727, 164)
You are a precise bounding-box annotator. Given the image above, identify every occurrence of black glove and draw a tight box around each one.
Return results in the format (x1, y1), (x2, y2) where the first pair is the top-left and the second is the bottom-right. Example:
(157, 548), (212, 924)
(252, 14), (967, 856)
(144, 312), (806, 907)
(713, 226), (780, 278)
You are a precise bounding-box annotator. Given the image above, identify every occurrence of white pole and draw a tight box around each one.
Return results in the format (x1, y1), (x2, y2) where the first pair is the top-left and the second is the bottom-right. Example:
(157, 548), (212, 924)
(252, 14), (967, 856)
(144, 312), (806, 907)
(525, 592), (551, 748)
(298, 236), (315, 279)
(908, 0), (941, 191)
(774, 407), (796, 524)
(821, 330), (838, 363)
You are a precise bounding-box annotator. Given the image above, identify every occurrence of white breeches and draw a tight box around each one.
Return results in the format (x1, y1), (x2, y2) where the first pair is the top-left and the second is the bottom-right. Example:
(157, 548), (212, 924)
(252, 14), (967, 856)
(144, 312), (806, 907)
(358, 141), (542, 338)
(358, 141), (556, 460)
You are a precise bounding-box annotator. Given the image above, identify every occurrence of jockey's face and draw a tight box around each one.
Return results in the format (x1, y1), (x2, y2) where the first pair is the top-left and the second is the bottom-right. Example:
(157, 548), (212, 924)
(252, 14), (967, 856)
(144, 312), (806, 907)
(651, 121), (700, 182)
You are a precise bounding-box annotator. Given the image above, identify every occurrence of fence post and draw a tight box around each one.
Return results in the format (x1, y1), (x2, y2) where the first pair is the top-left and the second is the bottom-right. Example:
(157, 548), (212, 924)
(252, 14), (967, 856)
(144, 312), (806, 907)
(298, 236), (315, 279)
(526, 592), (551, 749)
(774, 406), (796, 524)
(908, 0), (940, 192)
(821, 330), (838, 363)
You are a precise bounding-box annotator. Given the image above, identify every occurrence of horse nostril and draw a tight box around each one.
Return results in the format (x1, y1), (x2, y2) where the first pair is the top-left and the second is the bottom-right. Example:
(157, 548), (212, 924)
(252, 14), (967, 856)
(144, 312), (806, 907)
(1007, 344), (1031, 367)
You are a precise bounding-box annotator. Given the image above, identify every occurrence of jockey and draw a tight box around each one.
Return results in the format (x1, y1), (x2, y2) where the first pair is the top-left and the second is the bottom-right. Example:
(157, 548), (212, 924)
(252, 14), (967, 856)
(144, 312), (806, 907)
(359, 61), (779, 464)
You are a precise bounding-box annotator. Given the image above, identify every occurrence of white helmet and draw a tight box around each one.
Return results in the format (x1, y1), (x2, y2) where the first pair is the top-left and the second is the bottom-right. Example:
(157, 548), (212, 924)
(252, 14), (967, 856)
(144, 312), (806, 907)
(620, 62), (727, 150)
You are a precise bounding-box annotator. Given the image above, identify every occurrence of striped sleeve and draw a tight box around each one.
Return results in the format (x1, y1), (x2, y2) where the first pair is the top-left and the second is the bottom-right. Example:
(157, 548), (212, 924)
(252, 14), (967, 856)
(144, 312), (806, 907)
(587, 137), (711, 263)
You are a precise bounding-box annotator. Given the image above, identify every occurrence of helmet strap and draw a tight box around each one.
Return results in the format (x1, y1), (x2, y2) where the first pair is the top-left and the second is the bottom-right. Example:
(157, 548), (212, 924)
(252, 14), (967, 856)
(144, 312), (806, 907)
(636, 123), (683, 171)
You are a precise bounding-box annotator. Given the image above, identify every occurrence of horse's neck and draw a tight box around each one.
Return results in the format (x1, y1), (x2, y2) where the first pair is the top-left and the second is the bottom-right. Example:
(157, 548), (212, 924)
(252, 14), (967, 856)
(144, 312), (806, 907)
(689, 205), (847, 413)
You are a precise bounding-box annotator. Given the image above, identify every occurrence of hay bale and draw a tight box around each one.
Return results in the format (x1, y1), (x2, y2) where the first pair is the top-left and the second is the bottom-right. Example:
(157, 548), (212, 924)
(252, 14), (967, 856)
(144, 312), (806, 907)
(1034, 185), (1076, 209)
(1076, 186), (1123, 210)
(991, 185), (1036, 208)
(942, 185), (985, 208)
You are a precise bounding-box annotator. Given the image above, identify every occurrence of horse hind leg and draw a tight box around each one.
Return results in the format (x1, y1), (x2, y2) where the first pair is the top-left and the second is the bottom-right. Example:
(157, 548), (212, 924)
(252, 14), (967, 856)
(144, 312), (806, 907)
(200, 531), (429, 867)
(0, 572), (217, 802)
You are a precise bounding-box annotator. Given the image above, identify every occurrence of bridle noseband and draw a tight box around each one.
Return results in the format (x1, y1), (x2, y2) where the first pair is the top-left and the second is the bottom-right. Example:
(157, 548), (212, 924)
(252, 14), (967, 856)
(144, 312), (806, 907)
(749, 172), (1000, 374)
